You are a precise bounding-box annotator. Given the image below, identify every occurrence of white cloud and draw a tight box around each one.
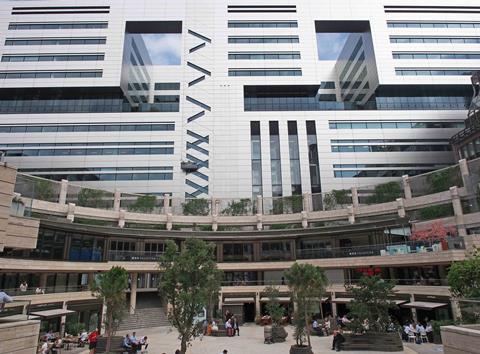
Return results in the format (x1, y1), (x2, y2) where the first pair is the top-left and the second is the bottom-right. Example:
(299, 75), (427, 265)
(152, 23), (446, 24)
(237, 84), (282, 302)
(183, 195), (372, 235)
(142, 34), (181, 65)
(317, 33), (349, 60)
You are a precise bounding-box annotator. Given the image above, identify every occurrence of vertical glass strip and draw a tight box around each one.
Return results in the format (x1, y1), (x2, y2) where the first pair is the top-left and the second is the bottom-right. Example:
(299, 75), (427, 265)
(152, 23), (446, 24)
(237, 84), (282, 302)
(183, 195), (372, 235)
(288, 121), (302, 195)
(306, 121), (321, 194)
(269, 121), (283, 197)
(250, 122), (263, 197)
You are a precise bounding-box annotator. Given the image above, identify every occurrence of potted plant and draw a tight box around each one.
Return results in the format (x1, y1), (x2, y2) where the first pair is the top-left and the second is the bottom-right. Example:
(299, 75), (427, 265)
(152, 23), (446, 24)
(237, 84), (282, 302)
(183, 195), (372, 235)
(264, 286), (288, 343)
(285, 263), (327, 354)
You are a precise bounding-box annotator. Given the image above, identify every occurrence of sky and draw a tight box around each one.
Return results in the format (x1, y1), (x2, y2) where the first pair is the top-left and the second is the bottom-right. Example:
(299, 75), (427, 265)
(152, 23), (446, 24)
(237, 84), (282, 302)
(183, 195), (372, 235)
(317, 33), (350, 60)
(142, 33), (181, 65)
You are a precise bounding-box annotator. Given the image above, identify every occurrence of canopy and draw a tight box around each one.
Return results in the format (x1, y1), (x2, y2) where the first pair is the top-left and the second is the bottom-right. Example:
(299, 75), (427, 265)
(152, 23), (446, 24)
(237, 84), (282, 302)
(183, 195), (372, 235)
(401, 301), (448, 310)
(260, 297), (291, 303)
(223, 297), (255, 304)
(30, 309), (75, 319)
(332, 298), (354, 304)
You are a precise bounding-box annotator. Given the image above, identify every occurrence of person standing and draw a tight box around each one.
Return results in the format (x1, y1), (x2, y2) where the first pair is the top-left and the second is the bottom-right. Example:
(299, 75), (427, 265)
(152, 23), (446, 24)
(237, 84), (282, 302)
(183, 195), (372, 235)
(19, 280), (28, 293)
(88, 328), (99, 354)
(232, 316), (240, 336)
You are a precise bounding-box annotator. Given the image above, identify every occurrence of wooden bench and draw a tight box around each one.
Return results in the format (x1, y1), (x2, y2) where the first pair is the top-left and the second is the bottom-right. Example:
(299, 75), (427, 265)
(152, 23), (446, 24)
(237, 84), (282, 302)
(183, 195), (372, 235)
(211, 324), (228, 337)
(95, 336), (128, 353)
(342, 332), (403, 352)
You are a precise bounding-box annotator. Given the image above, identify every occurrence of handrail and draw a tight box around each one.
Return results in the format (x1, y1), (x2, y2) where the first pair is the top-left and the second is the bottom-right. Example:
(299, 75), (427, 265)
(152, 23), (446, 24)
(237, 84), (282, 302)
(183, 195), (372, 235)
(220, 279), (449, 287)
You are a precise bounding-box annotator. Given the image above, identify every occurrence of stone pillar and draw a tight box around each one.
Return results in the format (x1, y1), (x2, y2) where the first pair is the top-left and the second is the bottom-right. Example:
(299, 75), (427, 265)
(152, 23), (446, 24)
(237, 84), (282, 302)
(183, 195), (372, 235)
(113, 189), (121, 211)
(450, 186), (467, 236)
(66, 203), (75, 222)
(458, 159), (470, 185)
(129, 273), (138, 314)
(347, 205), (355, 224)
(402, 175), (412, 199)
(331, 292), (337, 318)
(396, 198), (406, 218)
(410, 294), (417, 322)
(218, 292), (223, 317)
(302, 192), (310, 212)
(301, 211), (308, 229)
(60, 301), (68, 337)
(166, 213), (173, 231)
(255, 292), (261, 318)
(59, 179), (68, 205)
(212, 198), (219, 231)
(451, 299), (462, 321)
(256, 195), (263, 231)
(88, 273), (95, 287)
(351, 187), (359, 208)
(118, 209), (125, 228)
(163, 193), (170, 214)
(39, 273), (48, 289)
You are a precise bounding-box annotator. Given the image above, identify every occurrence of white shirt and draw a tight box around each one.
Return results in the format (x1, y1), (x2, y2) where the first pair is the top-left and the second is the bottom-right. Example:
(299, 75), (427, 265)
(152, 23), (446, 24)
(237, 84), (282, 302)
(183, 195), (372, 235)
(312, 320), (319, 328)
(426, 324), (433, 333)
(41, 342), (49, 354)
(19, 284), (27, 292)
(418, 325), (426, 334)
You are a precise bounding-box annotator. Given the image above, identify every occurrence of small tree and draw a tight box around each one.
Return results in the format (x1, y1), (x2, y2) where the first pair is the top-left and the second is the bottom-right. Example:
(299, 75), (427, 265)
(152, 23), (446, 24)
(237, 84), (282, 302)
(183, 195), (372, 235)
(78, 188), (105, 208)
(448, 248), (480, 299)
(34, 179), (55, 201)
(182, 199), (210, 216)
(323, 189), (350, 210)
(346, 275), (396, 333)
(285, 263), (327, 349)
(160, 238), (222, 354)
(90, 266), (129, 353)
(264, 286), (284, 326)
(427, 167), (462, 194)
(366, 182), (402, 204)
(128, 195), (156, 213)
(221, 198), (252, 215)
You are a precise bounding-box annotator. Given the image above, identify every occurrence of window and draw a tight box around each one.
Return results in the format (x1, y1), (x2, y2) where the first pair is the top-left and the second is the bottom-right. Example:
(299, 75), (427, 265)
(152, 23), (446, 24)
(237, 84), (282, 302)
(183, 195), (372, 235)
(2, 54), (104, 62)
(228, 36), (299, 44)
(5, 37), (106, 46)
(269, 121), (282, 197)
(306, 121), (321, 194)
(229, 52), (301, 60)
(0, 70), (102, 79)
(288, 121), (302, 195)
(228, 21), (297, 28)
(393, 52), (480, 60)
(154, 82), (180, 90)
(250, 122), (263, 197)
(396, 68), (477, 76)
(328, 121), (464, 129)
(387, 22), (480, 29)
(8, 22), (108, 30)
(390, 37), (480, 44)
(229, 69), (302, 76)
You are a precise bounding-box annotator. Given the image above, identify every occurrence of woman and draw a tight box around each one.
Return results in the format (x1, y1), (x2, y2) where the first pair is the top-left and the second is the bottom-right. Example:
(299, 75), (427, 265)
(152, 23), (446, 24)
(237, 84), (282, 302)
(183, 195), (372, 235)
(88, 328), (99, 354)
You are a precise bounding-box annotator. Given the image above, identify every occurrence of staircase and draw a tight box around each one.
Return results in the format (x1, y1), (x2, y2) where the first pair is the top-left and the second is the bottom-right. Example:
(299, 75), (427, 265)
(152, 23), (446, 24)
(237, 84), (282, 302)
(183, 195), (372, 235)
(117, 293), (170, 331)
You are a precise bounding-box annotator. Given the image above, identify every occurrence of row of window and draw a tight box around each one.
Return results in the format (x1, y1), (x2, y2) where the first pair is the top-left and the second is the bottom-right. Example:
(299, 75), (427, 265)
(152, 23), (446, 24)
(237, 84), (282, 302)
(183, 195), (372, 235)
(8, 22), (108, 30)
(20, 166), (173, 173)
(228, 37), (299, 44)
(154, 82), (180, 91)
(0, 123), (175, 133)
(390, 37), (480, 44)
(0, 71), (102, 79)
(387, 22), (480, 28)
(393, 52), (480, 60)
(228, 21), (297, 28)
(328, 121), (464, 129)
(331, 145), (451, 153)
(5, 38), (106, 46)
(334, 169), (437, 178)
(33, 172), (173, 182)
(395, 69), (476, 76)
(228, 52), (300, 60)
(229, 69), (302, 76)
(1, 54), (104, 62)
(1, 141), (173, 147)
(4, 147), (174, 157)
(333, 163), (448, 168)
(331, 138), (448, 143)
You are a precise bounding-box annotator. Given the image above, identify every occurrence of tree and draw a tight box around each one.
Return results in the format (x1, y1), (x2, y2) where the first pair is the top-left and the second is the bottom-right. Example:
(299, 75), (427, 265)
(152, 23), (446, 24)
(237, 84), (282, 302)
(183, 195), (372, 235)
(128, 195), (156, 213)
(160, 238), (222, 354)
(366, 182), (402, 204)
(78, 188), (105, 208)
(323, 189), (350, 210)
(448, 249), (480, 299)
(182, 199), (210, 216)
(221, 198), (252, 215)
(284, 263), (328, 349)
(427, 167), (462, 194)
(346, 275), (396, 333)
(264, 286), (284, 326)
(90, 266), (129, 353)
(34, 179), (54, 201)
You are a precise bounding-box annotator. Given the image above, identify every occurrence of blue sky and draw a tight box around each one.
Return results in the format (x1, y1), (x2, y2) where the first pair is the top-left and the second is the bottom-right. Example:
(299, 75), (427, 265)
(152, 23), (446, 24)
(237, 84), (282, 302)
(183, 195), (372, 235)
(317, 33), (349, 60)
(142, 34), (181, 65)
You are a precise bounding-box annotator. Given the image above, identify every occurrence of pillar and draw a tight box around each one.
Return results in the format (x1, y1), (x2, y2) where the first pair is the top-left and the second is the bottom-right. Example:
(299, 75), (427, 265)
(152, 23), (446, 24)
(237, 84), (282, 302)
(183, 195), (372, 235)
(302, 192), (311, 212)
(113, 189), (121, 211)
(410, 294), (417, 322)
(347, 205), (355, 224)
(88, 273), (95, 287)
(129, 273), (137, 314)
(163, 193), (170, 214)
(66, 203), (75, 222)
(458, 159), (470, 186)
(59, 179), (68, 205)
(331, 292), (337, 318)
(396, 198), (406, 218)
(450, 186), (467, 236)
(402, 175), (412, 199)
(301, 211), (308, 229)
(255, 292), (261, 318)
(118, 209), (125, 228)
(39, 273), (48, 290)
(351, 187), (359, 208)
(450, 299), (462, 321)
(60, 301), (67, 337)
(256, 195), (263, 215)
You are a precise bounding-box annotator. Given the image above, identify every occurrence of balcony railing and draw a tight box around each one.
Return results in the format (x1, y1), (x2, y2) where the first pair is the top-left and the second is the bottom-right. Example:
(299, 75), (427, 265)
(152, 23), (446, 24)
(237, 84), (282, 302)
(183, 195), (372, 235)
(5, 285), (89, 297)
(107, 250), (164, 262)
(220, 279), (449, 287)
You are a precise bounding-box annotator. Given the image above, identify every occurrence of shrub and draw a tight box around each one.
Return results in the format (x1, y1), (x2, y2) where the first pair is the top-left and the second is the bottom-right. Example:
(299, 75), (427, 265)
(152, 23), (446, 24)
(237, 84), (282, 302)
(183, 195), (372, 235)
(323, 189), (350, 210)
(419, 204), (454, 220)
(182, 199), (210, 216)
(366, 182), (402, 204)
(221, 198), (252, 215)
(77, 188), (105, 208)
(128, 195), (156, 213)
(427, 167), (462, 193)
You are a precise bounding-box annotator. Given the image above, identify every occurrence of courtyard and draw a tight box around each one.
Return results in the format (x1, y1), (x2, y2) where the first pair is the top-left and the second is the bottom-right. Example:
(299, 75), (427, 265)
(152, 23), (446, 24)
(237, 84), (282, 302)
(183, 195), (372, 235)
(91, 324), (444, 354)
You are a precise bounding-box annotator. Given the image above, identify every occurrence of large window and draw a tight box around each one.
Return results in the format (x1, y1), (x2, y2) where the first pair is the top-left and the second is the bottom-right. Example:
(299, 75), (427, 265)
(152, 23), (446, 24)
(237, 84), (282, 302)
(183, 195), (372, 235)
(229, 69), (302, 77)
(0, 123), (175, 132)
(288, 121), (302, 195)
(0, 71), (102, 79)
(8, 22), (108, 30)
(1, 54), (104, 62)
(223, 243), (254, 262)
(5, 37), (106, 45)
(250, 122), (263, 197)
(228, 52), (300, 60)
(306, 121), (321, 194)
(269, 121), (283, 197)
(261, 241), (292, 261)
(228, 21), (298, 28)
(329, 121), (464, 129)
(228, 36), (299, 44)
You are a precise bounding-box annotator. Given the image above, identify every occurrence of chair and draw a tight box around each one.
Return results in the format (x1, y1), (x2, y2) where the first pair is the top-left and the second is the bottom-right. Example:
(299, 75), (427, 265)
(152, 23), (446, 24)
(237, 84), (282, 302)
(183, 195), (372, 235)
(421, 333), (428, 343)
(408, 332), (416, 343)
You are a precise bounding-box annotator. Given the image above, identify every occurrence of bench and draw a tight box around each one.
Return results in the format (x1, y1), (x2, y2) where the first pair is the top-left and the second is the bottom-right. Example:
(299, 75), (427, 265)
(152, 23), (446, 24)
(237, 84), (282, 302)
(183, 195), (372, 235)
(211, 324), (228, 337)
(342, 332), (403, 352)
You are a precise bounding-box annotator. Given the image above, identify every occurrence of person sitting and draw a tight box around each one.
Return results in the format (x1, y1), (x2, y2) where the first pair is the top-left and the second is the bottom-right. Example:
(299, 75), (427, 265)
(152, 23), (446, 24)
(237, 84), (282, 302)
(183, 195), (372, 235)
(39, 339), (49, 354)
(78, 329), (88, 347)
(324, 317), (331, 335)
(225, 318), (233, 337)
(332, 326), (345, 352)
(0, 289), (12, 312)
(140, 336), (148, 351)
(51, 336), (62, 353)
(123, 334), (133, 352)
(312, 319), (322, 335)
(211, 320), (219, 333)
(341, 315), (351, 327)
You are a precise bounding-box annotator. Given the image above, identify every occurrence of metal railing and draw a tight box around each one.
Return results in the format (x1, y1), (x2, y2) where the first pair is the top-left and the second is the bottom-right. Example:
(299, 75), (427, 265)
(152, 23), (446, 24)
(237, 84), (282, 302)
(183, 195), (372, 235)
(219, 279), (449, 287)
(5, 285), (89, 297)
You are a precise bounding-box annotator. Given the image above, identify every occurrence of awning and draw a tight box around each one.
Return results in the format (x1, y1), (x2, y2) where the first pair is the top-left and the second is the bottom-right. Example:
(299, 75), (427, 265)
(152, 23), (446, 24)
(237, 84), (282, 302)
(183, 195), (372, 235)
(260, 297), (291, 303)
(332, 298), (354, 304)
(401, 301), (448, 310)
(30, 309), (75, 319)
(223, 297), (255, 304)
(393, 300), (408, 305)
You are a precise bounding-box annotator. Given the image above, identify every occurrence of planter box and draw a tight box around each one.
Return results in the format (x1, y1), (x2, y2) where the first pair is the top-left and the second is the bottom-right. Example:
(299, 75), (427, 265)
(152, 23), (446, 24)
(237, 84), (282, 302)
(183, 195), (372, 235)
(289, 345), (313, 354)
(342, 332), (403, 352)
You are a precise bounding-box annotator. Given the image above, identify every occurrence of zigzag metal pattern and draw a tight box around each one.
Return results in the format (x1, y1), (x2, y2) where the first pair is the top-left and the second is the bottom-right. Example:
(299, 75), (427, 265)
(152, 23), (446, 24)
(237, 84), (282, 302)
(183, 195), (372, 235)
(184, 28), (211, 197)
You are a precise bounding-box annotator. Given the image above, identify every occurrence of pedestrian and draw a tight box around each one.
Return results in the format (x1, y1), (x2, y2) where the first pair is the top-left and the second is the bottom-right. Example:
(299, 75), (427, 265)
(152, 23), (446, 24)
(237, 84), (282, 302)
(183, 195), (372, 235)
(88, 328), (99, 354)
(19, 280), (28, 292)
(232, 316), (239, 336)
(332, 326), (345, 352)
(0, 289), (12, 312)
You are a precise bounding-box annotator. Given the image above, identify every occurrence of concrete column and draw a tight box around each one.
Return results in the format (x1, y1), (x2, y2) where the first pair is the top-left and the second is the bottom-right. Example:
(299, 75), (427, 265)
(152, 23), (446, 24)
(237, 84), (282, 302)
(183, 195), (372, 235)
(396, 198), (406, 218)
(402, 175), (412, 199)
(59, 179), (68, 205)
(347, 205), (355, 224)
(256, 195), (263, 215)
(129, 273), (138, 314)
(451, 299), (462, 321)
(301, 211), (309, 229)
(450, 186), (467, 236)
(351, 187), (359, 208)
(88, 273), (95, 287)
(118, 209), (125, 228)
(331, 292), (337, 318)
(113, 189), (121, 211)
(39, 273), (48, 289)
(60, 301), (67, 337)
(166, 213), (173, 230)
(163, 194), (170, 214)
(458, 159), (470, 183)
(66, 203), (75, 222)
(255, 292), (261, 318)
(302, 192), (311, 212)
(410, 294), (417, 322)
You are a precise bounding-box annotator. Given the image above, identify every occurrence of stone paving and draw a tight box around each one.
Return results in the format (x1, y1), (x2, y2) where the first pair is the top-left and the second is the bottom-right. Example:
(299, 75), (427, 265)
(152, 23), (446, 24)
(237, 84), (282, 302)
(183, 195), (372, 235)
(113, 324), (431, 354)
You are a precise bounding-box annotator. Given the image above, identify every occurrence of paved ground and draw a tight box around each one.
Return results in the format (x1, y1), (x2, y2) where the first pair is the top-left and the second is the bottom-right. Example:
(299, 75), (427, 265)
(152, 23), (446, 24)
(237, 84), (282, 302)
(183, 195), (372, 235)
(103, 324), (442, 354)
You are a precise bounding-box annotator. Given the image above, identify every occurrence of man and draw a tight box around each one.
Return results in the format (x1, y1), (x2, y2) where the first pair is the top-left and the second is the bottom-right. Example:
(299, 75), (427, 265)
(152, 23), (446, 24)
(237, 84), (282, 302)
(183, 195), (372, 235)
(232, 316), (240, 336)
(19, 281), (28, 292)
(332, 326), (345, 352)
(123, 334), (132, 351)
(0, 289), (12, 312)
(88, 328), (99, 354)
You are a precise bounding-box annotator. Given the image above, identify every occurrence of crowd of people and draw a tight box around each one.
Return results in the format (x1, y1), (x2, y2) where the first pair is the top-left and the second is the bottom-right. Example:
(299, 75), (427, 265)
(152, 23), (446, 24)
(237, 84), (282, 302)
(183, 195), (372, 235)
(402, 319), (434, 343)
(202, 310), (240, 337)
(122, 331), (148, 353)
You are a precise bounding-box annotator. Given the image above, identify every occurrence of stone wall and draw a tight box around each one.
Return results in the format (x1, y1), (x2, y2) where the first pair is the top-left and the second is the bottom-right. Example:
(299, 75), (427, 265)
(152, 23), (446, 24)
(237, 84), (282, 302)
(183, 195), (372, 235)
(0, 320), (41, 354)
(441, 325), (480, 354)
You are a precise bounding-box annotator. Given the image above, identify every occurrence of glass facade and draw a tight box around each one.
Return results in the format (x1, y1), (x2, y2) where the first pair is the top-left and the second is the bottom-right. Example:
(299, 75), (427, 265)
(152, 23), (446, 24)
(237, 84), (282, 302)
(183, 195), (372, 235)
(387, 22), (480, 28)
(228, 36), (299, 43)
(329, 121), (464, 129)
(287, 121), (302, 195)
(269, 121), (283, 197)
(396, 69), (477, 76)
(228, 52), (301, 60)
(8, 22), (108, 30)
(306, 121), (321, 194)
(393, 52), (480, 60)
(0, 122), (175, 133)
(391, 37), (480, 44)
(228, 21), (298, 28)
(0, 71), (102, 79)
(250, 122), (263, 197)
(5, 37), (106, 45)
(229, 69), (302, 77)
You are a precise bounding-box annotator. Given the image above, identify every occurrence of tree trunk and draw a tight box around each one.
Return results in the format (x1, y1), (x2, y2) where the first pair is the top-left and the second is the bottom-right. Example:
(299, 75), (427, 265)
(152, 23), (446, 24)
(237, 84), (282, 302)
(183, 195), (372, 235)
(180, 336), (188, 354)
(106, 311), (113, 353)
(304, 305), (311, 348)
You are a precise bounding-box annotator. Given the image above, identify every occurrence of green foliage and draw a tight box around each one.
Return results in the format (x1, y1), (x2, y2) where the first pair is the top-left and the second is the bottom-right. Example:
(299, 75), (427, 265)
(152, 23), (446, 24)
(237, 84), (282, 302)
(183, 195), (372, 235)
(182, 199), (210, 216)
(346, 275), (396, 333)
(77, 188), (105, 208)
(366, 182), (402, 204)
(323, 189), (350, 210)
(431, 319), (455, 341)
(90, 266), (128, 352)
(419, 204), (454, 220)
(285, 263), (327, 347)
(34, 179), (55, 201)
(221, 198), (252, 215)
(160, 238), (222, 354)
(270, 223), (302, 230)
(264, 286), (284, 326)
(128, 195), (156, 213)
(283, 195), (303, 213)
(448, 249), (480, 299)
(427, 167), (462, 193)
